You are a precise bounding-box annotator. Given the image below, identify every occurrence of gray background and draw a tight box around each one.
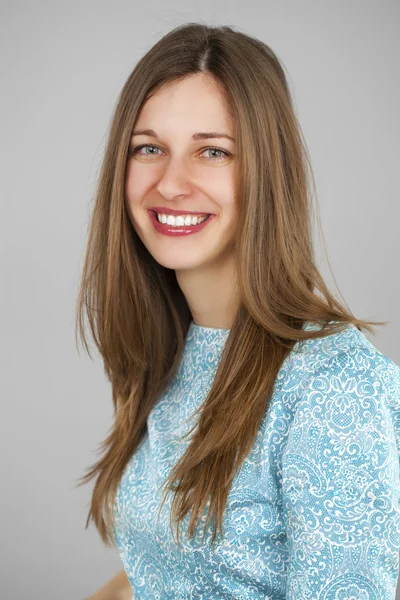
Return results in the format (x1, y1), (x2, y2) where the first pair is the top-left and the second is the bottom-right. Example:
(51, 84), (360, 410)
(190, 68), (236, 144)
(1, 1), (399, 598)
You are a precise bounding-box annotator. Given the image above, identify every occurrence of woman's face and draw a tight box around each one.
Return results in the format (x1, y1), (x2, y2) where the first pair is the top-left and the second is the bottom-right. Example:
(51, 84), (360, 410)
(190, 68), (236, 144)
(125, 73), (238, 274)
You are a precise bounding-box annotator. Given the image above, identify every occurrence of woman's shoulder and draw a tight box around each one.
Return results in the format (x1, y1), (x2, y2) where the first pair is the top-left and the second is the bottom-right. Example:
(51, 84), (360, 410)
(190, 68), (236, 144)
(274, 320), (400, 433)
(285, 319), (400, 387)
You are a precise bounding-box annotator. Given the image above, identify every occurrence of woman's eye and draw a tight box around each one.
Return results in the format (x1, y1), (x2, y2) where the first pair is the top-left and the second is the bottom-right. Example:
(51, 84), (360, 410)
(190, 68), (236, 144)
(131, 144), (161, 157)
(129, 144), (231, 162)
(201, 147), (230, 161)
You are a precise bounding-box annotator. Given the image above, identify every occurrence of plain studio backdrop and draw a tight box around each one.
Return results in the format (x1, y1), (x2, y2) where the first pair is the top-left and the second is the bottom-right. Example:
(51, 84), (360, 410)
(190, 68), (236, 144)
(1, 1), (399, 598)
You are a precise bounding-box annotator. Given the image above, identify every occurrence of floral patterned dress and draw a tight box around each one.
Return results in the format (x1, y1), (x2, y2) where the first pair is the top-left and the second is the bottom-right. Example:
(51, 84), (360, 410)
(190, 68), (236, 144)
(113, 319), (400, 599)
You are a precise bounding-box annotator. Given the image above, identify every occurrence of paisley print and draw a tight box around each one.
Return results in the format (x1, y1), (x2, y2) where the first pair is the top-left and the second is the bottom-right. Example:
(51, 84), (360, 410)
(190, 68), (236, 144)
(113, 320), (400, 599)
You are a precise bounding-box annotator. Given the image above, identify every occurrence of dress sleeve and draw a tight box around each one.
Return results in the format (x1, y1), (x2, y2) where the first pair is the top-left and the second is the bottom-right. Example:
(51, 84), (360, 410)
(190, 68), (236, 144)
(281, 347), (400, 599)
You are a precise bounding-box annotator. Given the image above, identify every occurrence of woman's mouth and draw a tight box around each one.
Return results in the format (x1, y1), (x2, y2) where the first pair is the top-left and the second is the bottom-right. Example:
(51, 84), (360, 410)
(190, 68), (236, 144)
(148, 210), (215, 237)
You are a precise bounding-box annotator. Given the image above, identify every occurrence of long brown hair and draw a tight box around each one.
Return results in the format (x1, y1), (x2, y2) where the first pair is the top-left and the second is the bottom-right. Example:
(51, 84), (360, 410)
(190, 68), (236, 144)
(75, 21), (387, 548)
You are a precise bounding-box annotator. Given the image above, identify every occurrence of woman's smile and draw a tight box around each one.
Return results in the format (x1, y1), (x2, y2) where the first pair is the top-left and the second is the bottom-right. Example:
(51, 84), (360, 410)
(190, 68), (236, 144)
(148, 208), (216, 237)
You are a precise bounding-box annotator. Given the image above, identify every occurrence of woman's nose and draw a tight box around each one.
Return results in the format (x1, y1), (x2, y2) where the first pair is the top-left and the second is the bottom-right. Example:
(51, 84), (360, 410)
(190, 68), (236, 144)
(155, 155), (193, 200)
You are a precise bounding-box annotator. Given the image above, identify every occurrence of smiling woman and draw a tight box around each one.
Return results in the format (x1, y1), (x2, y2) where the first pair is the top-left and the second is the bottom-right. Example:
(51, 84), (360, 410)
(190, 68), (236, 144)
(75, 21), (400, 600)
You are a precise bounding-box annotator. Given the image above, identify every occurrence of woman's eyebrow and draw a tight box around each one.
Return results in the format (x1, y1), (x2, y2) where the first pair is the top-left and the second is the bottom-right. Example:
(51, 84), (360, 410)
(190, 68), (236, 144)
(131, 128), (235, 143)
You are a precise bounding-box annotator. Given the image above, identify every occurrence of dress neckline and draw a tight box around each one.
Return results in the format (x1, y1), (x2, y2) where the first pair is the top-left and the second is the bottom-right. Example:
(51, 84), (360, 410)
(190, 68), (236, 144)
(190, 320), (231, 333)
(188, 318), (327, 335)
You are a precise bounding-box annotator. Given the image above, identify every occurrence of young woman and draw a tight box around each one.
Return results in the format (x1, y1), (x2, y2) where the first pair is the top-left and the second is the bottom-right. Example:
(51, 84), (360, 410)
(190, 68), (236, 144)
(77, 22), (400, 600)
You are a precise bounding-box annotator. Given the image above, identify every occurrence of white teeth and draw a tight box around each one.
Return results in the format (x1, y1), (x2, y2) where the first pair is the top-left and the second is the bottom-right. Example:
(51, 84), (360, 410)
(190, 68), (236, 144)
(156, 213), (209, 227)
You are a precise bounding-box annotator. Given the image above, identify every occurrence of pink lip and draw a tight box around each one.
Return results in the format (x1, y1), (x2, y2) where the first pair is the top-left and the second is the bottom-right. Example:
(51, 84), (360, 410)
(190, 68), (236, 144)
(148, 209), (215, 237)
(150, 206), (213, 217)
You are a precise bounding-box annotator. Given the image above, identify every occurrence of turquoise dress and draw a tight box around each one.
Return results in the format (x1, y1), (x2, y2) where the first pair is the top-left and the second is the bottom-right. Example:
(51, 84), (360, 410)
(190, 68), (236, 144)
(113, 320), (400, 599)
